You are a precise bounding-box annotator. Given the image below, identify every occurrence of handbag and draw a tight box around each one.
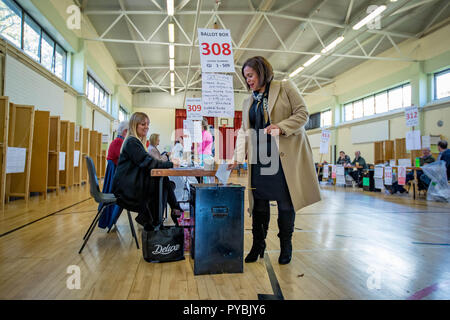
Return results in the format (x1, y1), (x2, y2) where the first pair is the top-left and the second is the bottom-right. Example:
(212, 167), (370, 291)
(142, 225), (185, 263)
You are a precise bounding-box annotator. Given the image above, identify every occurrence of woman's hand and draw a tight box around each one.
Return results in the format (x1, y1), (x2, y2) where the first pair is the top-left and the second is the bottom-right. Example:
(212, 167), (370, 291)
(264, 124), (281, 136)
(227, 161), (238, 170)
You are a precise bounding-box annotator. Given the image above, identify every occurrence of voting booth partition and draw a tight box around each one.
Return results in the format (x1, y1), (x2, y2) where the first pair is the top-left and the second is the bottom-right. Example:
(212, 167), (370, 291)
(374, 142), (384, 164)
(29, 111), (50, 199)
(101, 149), (106, 178)
(47, 116), (60, 195)
(6, 103), (35, 203)
(81, 128), (90, 184)
(89, 130), (102, 180)
(74, 126), (83, 186)
(59, 121), (70, 191)
(0, 97), (9, 208)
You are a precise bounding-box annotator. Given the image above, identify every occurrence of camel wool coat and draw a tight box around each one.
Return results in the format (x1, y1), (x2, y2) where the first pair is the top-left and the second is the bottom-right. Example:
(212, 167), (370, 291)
(234, 80), (321, 214)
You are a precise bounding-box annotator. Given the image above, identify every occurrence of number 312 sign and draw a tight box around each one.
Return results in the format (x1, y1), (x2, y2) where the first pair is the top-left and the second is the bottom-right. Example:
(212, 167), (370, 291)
(186, 98), (203, 120)
(197, 28), (235, 73)
(404, 105), (419, 127)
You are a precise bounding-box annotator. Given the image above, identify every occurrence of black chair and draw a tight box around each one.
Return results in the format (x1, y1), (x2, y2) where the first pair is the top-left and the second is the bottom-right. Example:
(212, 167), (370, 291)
(79, 156), (139, 254)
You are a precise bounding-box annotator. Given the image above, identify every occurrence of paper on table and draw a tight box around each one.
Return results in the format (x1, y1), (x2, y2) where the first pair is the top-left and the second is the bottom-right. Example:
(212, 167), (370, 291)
(389, 159), (396, 167)
(398, 158), (411, 167)
(323, 165), (329, 178)
(375, 178), (384, 190)
(374, 166), (383, 178)
(59, 152), (66, 171)
(215, 163), (231, 184)
(336, 165), (345, 176)
(398, 166), (406, 185)
(384, 167), (392, 185)
(74, 150), (80, 167)
(6, 147), (26, 173)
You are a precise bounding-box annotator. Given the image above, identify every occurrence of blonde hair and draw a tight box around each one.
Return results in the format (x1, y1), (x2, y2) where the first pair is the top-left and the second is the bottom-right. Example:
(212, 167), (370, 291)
(149, 133), (159, 146)
(125, 112), (149, 150)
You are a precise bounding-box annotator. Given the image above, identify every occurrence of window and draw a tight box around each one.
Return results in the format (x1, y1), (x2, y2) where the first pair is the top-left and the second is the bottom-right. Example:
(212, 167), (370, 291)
(375, 92), (388, 114)
(402, 84), (411, 107)
(41, 32), (54, 71)
(0, 0), (22, 47)
(353, 100), (363, 119)
(119, 106), (128, 122)
(363, 96), (374, 116)
(388, 86), (403, 110)
(344, 103), (353, 122)
(320, 109), (332, 127)
(0, 0), (67, 80)
(305, 112), (320, 130)
(86, 73), (110, 112)
(435, 68), (450, 100)
(23, 14), (40, 61)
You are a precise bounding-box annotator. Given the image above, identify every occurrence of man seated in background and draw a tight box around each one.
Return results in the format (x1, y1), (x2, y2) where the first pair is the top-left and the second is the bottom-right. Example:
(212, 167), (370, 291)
(336, 151), (351, 166)
(388, 147), (435, 194)
(349, 151), (367, 185)
(419, 140), (450, 189)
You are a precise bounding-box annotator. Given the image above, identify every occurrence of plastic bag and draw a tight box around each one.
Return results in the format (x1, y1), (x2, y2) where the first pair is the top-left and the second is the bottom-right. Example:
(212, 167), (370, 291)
(421, 160), (450, 202)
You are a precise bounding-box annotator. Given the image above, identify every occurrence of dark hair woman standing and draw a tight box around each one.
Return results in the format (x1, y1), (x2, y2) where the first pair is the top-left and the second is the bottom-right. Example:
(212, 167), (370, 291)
(229, 56), (321, 264)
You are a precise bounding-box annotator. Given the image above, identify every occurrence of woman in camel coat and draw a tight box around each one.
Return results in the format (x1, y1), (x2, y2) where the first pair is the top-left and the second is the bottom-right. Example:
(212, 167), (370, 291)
(230, 56), (321, 264)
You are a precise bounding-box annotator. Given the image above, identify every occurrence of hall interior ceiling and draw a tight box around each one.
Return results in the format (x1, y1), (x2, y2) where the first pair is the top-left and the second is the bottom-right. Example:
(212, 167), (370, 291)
(83, 0), (450, 95)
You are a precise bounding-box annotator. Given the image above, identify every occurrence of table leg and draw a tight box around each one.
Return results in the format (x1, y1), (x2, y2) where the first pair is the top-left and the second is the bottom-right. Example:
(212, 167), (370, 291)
(413, 169), (417, 200)
(159, 177), (163, 224)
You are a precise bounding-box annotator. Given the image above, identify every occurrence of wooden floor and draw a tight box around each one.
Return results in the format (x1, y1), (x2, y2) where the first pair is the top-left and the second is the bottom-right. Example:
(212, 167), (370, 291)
(0, 175), (449, 300)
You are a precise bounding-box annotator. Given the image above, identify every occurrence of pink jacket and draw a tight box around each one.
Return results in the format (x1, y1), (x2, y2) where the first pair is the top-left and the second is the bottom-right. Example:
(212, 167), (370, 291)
(197, 130), (213, 155)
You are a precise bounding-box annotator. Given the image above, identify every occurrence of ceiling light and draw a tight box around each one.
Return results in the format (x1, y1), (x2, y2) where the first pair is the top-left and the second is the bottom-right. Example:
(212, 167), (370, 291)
(167, 0), (174, 16)
(303, 55), (321, 67)
(289, 66), (304, 78)
(168, 23), (175, 42)
(169, 59), (175, 71)
(171, 87), (175, 96)
(169, 44), (175, 59)
(170, 72), (175, 82)
(353, 5), (386, 30)
(321, 36), (345, 53)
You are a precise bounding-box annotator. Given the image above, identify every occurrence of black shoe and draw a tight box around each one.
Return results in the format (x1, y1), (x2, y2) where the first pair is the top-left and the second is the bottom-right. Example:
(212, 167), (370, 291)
(245, 242), (266, 263)
(278, 240), (292, 265)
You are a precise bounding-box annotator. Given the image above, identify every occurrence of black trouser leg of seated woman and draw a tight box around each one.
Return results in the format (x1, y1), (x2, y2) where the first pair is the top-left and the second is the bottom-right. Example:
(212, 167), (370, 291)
(245, 199), (270, 263)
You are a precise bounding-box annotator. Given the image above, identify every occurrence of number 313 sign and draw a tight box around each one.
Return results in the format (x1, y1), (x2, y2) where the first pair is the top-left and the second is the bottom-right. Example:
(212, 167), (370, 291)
(186, 98), (203, 120)
(197, 28), (235, 73)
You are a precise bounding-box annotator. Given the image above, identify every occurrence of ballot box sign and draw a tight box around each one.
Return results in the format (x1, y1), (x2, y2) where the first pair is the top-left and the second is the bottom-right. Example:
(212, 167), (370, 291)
(323, 165), (329, 179)
(398, 166), (406, 185)
(363, 177), (370, 187)
(320, 130), (331, 154)
(404, 106), (419, 127)
(384, 167), (393, 185)
(336, 165), (345, 176)
(74, 150), (80, 167)
(375, 178), (384, 190)
(406, 130), (421, 151)
(197, 28), (234, 73)
(389, 159), (396, 167)
(6, 147), (26, 173)
(331, 165), (336, 178)
(202, 73), (235, 118)
(186, 98), (203, 120)
(398, 158), (411, 167)
(374, 166), (383, 179)
(102, 134), (109, 144)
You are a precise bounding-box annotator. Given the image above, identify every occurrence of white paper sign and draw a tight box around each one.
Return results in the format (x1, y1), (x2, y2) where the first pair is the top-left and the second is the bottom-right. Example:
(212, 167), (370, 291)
(193, 121), (202, 143)
(197, 28), (234, 73)
(215, 163), (231, 184)
(74, 150), (80, 167)
(422, 135), (430, 149)
(183, 136), (192, 153)
(202, 73), (235, 118)
(75, 126), (80, 142)
(102, 134), (109, 143)
(398, 158), (411, 167)
(404, 106), (419, 127)
(384, 166), (393, 185)
(375, 178), (384, 190)
(183, 120), (197, 142)
(406, 130), (421, 151)
(323, 165), (329, 179)
(331, 165), (336, 178)
(59, 152), (66, 171)
(374, 166), (384, 178)
(6, 147), (26, 173)
(398, 166), (407, 185)
(336, 165), (345, 176)
(389, 159), (396, 167)
(186, 98), (203, 120)
(319, 129), (331, 154)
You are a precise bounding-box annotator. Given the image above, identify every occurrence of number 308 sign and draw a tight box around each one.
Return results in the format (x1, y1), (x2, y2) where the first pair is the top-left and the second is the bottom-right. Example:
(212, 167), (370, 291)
(186, 98), (203, 120)
(197, 28), (234, 73)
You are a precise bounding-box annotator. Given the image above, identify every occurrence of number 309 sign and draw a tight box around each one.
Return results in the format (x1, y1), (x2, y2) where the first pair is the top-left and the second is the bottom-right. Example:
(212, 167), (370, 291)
(197, 28), (234, 73)
(186, 98), (203, 120)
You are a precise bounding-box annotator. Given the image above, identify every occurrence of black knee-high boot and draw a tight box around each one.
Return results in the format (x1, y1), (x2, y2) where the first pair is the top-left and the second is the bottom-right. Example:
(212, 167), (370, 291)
(245, 200), (270, 263)
(277, 200), (295, 264)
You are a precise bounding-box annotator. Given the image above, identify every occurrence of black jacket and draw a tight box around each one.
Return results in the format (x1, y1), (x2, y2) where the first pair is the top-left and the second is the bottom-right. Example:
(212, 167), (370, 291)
(336, 155), (351, 165)
(438, 149), (450, 180)
(112, 136), (173, 211)
(351, 156), (368, 169)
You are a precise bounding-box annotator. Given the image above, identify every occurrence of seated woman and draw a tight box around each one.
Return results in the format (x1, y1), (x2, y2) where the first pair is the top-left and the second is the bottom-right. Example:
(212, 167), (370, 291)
(112, 112), (180, 229)
(149, 133), (170, 162)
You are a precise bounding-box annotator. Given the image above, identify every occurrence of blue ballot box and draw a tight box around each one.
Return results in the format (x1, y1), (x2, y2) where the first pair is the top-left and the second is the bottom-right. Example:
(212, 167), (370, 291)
(189, 183), (245, 275)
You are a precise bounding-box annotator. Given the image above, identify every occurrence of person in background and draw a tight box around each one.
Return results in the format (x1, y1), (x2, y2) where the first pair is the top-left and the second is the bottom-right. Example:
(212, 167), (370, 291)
(336, 151), (351, 166)
(209, 124), (215, 157)
(171, 136), (184, 161)
(197, 118), (213, 164)
(149, 133), (170, 162)
(389, 147), (435, 194)
(420, 140), (450, 188)
(112, 112), (180, 229)
(98, 121), (128, 230)
(349, 151), (367, 185)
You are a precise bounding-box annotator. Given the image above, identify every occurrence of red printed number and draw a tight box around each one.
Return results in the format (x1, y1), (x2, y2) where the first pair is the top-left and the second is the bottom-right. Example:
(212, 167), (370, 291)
(201, 43), (231, 56)
(188, 105), (201, 112)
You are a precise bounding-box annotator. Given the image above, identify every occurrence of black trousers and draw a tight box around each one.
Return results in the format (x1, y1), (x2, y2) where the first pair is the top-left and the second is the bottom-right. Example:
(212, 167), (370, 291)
(252, 197), (296, 243)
